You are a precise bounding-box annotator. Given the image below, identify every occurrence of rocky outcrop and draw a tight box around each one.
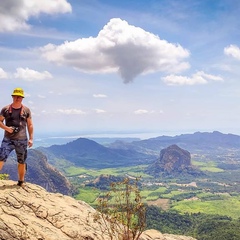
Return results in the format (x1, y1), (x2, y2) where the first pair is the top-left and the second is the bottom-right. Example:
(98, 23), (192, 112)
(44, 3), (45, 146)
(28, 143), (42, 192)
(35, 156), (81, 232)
(0, 180), (197, 240)
(146, 145), (202, 177)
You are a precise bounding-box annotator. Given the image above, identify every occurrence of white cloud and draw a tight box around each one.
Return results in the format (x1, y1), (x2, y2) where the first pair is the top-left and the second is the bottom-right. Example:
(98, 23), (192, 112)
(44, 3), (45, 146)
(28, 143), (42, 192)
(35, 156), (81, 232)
(94, 109), (106, 113)
(198, 71), (223, 82)
(0, 0), (72, 32)
(14, 67), (52, 81)
(56, 109), (86, 115)
(134, 109), (149, 114)
(0, 68), (8, 79)
(162, 71), (223, 86)
(40, 18), (190, 83)
(224, 45), (240, 60)
(93, 94), (107, 98)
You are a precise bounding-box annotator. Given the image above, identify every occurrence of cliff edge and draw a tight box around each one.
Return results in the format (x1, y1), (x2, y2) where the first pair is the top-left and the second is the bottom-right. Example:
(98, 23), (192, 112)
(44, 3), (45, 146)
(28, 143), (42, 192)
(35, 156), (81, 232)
(0, 180), (196, 240)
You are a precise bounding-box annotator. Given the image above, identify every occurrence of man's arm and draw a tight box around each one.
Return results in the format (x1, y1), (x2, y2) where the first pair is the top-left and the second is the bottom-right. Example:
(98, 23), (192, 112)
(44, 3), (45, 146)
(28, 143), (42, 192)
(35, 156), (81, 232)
(0, 115), (13, 133)
(27, 117), (33, 147)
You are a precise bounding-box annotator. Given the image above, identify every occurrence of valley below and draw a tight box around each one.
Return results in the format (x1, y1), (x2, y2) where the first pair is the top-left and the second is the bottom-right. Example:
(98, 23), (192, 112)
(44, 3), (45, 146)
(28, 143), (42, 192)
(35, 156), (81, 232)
(3, 131), (240, 239)
(37, 131), (240, 219)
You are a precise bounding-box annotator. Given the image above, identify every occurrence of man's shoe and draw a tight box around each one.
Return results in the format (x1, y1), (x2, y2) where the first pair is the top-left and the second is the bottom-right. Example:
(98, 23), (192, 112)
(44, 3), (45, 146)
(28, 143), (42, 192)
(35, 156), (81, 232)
(17, 180), (24, 187)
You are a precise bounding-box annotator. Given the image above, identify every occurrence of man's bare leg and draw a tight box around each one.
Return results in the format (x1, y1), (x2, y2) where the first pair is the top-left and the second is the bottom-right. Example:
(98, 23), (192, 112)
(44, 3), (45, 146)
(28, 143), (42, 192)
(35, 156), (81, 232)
(18, 163), (26, 182)
(0, 161), (4, 171)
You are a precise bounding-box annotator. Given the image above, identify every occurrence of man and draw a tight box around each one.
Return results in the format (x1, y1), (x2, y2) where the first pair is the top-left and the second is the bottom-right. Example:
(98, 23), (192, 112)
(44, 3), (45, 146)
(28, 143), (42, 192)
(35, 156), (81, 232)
(0, 88), (33, 187)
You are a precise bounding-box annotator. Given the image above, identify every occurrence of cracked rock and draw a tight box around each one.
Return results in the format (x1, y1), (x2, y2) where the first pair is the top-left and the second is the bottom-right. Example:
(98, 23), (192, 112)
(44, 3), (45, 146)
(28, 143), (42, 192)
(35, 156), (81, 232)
(0, 180), (196, 240)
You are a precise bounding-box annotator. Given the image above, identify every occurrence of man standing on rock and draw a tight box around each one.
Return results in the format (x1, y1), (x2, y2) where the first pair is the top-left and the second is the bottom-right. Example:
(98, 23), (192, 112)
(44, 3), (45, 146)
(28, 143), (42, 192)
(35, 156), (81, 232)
(0, 88), (34, 187)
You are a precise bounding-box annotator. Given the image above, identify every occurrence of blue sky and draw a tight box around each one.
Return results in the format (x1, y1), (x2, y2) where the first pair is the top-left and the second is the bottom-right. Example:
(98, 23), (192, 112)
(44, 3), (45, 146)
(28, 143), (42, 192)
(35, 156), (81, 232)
(0, 0), (240, 140)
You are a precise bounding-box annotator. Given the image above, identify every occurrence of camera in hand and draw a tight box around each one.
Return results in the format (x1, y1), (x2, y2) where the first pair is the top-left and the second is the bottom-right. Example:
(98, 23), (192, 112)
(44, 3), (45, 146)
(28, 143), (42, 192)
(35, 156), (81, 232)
(12, 127), (20, 133)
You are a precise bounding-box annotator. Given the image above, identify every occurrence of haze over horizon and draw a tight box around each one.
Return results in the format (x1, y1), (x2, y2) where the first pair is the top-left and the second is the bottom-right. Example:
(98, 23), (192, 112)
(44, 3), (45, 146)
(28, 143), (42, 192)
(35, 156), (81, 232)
(0, 0), (239, 139)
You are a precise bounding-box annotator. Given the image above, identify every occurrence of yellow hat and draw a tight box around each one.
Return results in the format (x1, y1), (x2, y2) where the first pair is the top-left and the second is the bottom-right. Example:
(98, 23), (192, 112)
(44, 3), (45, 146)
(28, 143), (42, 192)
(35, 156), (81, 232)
(11, 88), (25, 98)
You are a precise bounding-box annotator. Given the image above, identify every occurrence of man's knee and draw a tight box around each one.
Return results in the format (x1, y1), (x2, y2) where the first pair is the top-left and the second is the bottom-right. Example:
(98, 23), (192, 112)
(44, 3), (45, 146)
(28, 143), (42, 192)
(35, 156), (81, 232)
(16, 149), (27, 164)
(17, 157), (26, 164)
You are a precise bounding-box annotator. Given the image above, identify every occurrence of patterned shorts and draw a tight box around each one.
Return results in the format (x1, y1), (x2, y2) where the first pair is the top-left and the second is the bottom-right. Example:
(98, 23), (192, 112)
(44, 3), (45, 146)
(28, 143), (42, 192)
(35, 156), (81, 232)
(0, 137), (28, 164)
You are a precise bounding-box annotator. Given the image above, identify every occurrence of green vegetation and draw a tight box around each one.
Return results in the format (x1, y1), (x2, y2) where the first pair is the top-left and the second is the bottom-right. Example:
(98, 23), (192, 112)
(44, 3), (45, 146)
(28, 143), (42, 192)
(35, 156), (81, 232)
(68, 163), (240, 220)
(65, 165), (151, 178)
(56, 157), (240, 239)
(141, 187), (167, 201)
(161, 190), (186, 199)
(146, 205), (240, 240)
(75, 187), (100, 204)
(91, 177), (146, 240)
(192, 160), (224, 172)
(172, 197), (240, 219)
(40, 133), (240, 239)
(0, 174), (9, 180)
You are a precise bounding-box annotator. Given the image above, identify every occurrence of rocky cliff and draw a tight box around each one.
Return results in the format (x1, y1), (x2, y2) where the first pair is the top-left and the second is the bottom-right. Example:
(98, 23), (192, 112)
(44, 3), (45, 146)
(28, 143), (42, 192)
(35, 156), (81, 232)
(0, 180), (196, 240)
(146, 145), (202, 177)
(2, 149), (73, 195)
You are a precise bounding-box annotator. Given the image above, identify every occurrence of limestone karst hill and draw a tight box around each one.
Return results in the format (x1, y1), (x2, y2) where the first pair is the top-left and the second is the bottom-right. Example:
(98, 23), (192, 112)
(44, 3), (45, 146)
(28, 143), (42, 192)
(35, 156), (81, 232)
(0, 180), (197, 240)
(145, 144), (203, 177)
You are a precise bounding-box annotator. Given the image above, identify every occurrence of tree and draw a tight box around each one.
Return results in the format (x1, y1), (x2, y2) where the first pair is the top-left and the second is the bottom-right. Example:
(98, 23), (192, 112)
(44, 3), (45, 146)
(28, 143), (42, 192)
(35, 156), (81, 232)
(92, 177), (146, 240)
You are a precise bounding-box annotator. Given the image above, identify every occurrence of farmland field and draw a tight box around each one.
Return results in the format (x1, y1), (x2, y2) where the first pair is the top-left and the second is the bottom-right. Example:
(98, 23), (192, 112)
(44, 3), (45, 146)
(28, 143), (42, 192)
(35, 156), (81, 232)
(65, 162), (240, 219)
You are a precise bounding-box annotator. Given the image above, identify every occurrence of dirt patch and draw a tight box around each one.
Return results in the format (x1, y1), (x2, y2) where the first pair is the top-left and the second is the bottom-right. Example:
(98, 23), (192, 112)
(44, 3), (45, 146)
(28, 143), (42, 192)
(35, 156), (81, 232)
(147, 198), (170, 210)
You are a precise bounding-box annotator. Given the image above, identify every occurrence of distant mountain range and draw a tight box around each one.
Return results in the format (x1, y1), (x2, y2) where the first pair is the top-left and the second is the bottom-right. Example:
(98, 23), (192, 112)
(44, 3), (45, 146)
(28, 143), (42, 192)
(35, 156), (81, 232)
(110, 131), (240, 154)
(3, 131), (239, 193)
(36, 131), (240, 169)
(37, 138), (155, 168)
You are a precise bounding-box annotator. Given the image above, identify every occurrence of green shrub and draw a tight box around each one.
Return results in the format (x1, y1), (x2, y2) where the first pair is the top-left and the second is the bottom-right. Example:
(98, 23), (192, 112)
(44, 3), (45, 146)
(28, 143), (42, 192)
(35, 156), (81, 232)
(0, 174), (9, 180)
(91, 177), (146, 240)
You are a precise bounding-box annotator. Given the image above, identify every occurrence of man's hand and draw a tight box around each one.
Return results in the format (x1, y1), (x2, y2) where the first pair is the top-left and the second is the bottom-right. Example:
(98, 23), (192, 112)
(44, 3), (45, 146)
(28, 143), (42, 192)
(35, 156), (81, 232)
(0, 120), (14, 133)
(7, 126), (14, 133)
(28, 139), (33, 148)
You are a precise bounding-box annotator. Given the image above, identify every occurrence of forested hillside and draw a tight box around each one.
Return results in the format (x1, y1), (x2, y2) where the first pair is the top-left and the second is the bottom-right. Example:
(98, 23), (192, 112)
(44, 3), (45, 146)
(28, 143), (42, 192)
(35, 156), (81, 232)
(146, 205), (240, 240)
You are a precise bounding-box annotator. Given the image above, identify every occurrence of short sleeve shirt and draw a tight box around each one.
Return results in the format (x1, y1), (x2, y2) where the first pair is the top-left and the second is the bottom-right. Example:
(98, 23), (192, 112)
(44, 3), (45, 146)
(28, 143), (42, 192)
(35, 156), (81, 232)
(0, 105), (32, 140)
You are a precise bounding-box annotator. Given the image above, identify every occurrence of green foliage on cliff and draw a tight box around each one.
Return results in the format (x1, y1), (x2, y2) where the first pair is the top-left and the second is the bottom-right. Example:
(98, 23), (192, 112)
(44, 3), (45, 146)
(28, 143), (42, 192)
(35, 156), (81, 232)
(0, 174), (9, 180)
(93, 177), (146, 240)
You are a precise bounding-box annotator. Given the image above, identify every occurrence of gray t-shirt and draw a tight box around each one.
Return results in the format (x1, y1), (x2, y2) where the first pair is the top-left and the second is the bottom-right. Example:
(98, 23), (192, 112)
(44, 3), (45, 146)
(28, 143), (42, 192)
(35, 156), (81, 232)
(0, 104), (32, 140)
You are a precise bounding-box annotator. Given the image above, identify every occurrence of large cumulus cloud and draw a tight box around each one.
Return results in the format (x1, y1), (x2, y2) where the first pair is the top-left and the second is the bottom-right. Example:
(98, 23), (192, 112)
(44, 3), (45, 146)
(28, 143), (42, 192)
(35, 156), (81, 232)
(40, 18), (190, 83)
